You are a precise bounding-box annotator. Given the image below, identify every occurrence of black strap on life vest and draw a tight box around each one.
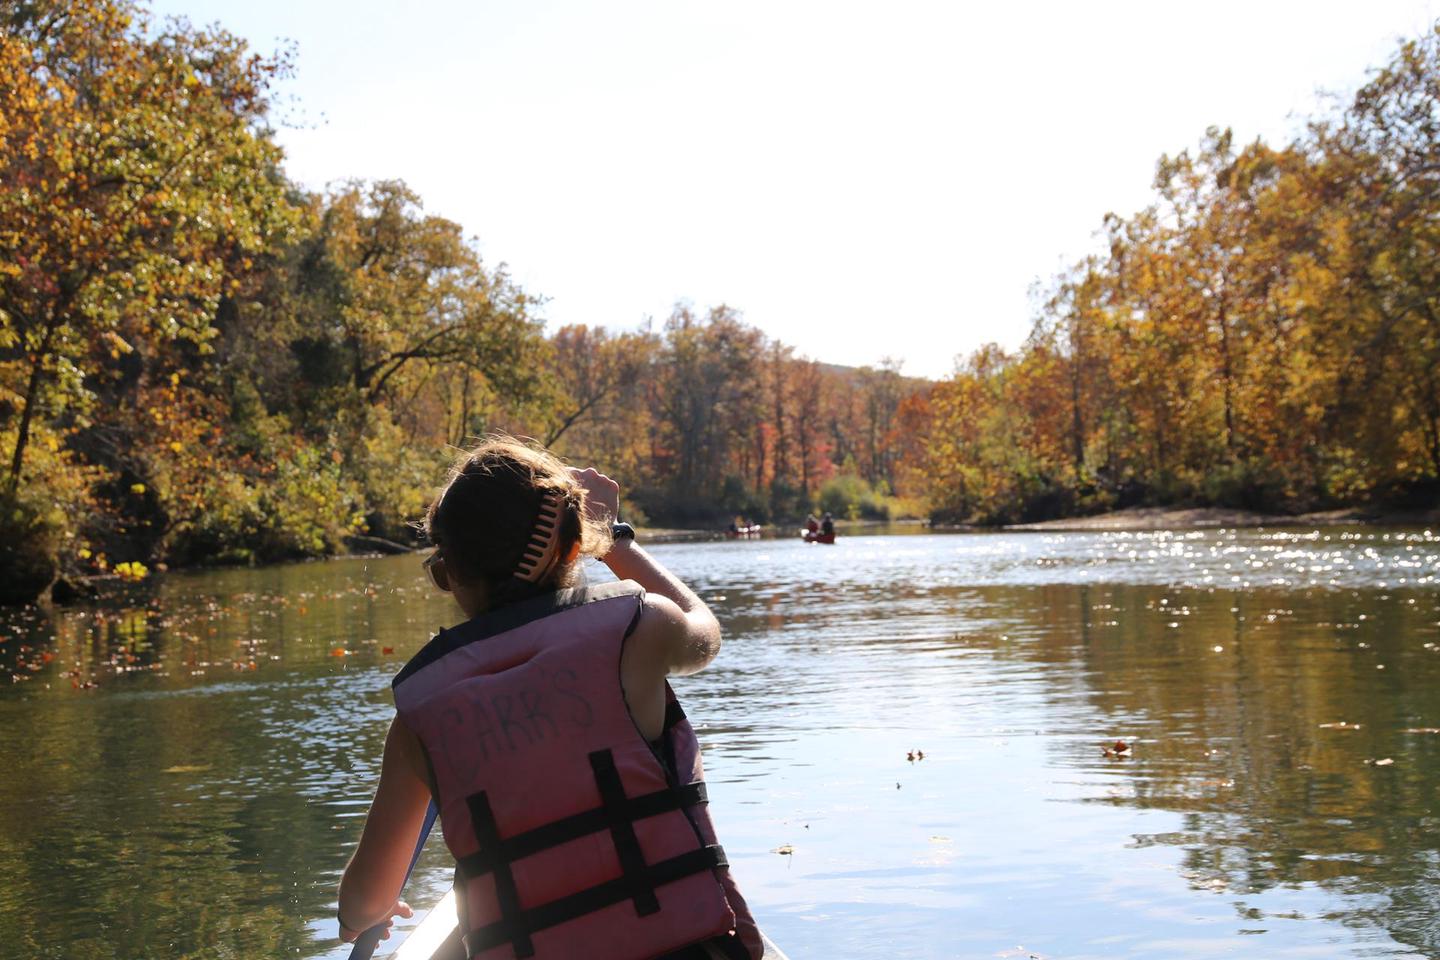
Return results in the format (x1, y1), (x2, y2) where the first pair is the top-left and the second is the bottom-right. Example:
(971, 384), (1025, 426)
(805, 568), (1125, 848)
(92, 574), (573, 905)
(466, 791), (534, 957)
(590, 750), (662, 917)
(458, 747), (724, 959)
(455, 781), (709, 879)
(664, 696), (687, 732)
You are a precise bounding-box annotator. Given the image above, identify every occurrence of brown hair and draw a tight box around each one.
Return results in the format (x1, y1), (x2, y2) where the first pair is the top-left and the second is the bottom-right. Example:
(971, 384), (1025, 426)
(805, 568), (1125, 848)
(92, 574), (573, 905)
(423, 437), (612, 605)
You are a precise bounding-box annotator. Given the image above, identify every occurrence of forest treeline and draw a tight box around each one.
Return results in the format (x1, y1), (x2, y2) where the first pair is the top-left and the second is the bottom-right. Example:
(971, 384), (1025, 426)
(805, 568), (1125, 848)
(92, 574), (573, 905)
(0, 0), (924, 603)
(3, 0), (1439, 603)
(921, 31), (1440, 525)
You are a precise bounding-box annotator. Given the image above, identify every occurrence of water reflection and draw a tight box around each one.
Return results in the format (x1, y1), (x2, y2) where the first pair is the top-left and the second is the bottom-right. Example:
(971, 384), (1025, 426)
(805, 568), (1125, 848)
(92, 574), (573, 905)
(1, 530), (1438, 959)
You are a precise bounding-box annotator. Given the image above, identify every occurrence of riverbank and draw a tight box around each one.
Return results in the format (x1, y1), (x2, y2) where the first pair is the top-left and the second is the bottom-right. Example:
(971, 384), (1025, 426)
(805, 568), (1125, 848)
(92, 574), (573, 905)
(23, 507), (1437, 608)
(1004, 504), (1440, 532)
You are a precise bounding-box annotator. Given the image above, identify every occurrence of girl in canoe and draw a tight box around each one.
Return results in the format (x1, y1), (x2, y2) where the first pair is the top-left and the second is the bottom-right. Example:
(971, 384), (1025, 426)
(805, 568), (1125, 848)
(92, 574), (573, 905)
(337, 438), (767, 959)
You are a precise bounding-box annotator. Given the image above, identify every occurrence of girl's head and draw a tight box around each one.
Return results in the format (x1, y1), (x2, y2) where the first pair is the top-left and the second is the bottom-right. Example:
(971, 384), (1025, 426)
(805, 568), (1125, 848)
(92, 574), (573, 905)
(423, 438), (612, 612)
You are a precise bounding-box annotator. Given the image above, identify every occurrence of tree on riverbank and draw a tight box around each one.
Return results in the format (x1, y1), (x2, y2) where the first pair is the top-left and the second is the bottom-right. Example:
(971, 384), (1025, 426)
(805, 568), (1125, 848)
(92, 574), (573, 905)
(917, 25), (1440, 523)
(0, 0), (301, 600)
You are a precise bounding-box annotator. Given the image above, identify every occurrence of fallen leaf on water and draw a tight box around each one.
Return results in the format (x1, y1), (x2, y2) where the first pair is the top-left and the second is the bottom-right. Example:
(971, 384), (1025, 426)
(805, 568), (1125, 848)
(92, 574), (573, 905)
(772, 845), (794, 856)
(1365, 757), (1395, 766)
(163, 765), (212, 774)
(1102, 740), (1132, 758)
(331, 647), (349, 657)
(382, 646), (395, 655)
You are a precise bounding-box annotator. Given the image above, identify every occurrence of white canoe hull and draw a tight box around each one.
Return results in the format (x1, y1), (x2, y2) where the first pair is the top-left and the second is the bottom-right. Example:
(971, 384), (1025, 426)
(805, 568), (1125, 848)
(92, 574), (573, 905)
(392, 890), (789, 960)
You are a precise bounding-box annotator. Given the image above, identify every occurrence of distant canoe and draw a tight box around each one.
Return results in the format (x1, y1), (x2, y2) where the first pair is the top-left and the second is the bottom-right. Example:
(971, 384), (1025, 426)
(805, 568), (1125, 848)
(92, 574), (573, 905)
(391, 889), (791, 959)
(724, 524), (765, 539)
(801, 529), (835, 544)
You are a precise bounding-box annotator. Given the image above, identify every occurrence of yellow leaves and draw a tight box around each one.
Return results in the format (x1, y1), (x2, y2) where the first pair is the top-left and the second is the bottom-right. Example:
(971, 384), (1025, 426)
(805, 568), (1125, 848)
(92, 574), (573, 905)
(102, 331), (133, 355)
(114, 560), (149, 581)
(130, 483), (146, 495)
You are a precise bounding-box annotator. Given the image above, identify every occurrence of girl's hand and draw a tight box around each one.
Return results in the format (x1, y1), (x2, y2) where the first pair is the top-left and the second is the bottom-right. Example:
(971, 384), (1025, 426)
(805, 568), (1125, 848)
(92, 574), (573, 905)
(338, 900), (413, 943)
(570, 467), (619, 525)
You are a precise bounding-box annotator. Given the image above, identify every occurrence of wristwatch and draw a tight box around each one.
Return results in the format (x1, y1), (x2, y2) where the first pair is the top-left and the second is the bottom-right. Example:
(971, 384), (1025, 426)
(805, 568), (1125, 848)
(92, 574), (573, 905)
(611, 521), (636, 542)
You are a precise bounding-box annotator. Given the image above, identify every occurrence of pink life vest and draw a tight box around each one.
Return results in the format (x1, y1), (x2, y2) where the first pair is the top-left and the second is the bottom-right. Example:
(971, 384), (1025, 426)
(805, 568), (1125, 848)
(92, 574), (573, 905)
(392, 580), (763, 960)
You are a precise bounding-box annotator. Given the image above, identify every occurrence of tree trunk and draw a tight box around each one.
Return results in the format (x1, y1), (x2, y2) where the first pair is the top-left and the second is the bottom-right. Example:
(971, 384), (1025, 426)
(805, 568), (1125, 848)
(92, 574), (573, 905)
(458, 370), (472, 445)
(7, 354), (45, 491)
(1217, 292), (1237, 454)
(7, 314), (61, 491)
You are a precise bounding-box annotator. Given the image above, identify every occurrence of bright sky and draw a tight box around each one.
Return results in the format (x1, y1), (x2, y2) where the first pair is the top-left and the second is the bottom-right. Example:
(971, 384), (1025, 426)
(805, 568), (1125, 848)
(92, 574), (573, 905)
(151, 0), (1440, 378)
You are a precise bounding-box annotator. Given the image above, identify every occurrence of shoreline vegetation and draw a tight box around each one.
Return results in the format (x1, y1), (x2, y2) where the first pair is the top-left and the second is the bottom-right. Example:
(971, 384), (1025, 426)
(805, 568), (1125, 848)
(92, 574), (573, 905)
(4, 2), (1439, 606)
(31, 506), (1440, 605)
(1003, 504), (1440, 532)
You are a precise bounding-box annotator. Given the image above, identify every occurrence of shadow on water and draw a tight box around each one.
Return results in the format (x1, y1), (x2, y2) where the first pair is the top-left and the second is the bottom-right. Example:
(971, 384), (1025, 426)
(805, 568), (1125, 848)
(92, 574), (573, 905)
(1, 528), (1438, 958)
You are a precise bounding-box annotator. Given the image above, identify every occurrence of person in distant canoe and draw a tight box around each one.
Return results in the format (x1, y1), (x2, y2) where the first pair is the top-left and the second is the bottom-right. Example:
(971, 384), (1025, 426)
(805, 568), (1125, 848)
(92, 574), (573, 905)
(804, 514), (819, 535)
(337, 437), (767, 959)
(820, 513), (835, 539)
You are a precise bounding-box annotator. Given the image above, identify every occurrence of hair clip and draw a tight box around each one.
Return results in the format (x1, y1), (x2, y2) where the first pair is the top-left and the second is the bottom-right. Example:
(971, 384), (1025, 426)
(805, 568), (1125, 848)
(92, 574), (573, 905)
(513, 491), (562, 583)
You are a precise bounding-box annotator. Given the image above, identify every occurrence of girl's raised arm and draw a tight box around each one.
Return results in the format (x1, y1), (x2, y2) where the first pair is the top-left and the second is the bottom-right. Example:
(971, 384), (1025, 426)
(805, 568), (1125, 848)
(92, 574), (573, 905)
(570, 467), (722, 676)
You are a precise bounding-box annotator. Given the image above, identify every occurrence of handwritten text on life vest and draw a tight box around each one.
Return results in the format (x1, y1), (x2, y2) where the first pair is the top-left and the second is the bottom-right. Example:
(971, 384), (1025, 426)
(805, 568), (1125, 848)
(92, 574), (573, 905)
(434, 666), (595, 778)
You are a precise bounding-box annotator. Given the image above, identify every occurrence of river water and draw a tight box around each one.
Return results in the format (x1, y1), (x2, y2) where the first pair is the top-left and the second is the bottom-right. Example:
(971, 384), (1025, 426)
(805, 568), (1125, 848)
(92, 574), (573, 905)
(2, 526), (1439, 959)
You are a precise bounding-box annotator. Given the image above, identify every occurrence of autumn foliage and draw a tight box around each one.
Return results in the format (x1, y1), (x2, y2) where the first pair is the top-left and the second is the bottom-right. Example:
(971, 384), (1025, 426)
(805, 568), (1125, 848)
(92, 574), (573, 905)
(919, 28), (1440, 523)
(3, 0), (1439, 602)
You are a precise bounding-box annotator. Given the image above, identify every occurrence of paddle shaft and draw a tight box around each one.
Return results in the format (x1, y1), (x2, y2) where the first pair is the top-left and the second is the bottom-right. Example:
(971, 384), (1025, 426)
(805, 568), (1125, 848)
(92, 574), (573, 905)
(346, 801), (439, 960)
